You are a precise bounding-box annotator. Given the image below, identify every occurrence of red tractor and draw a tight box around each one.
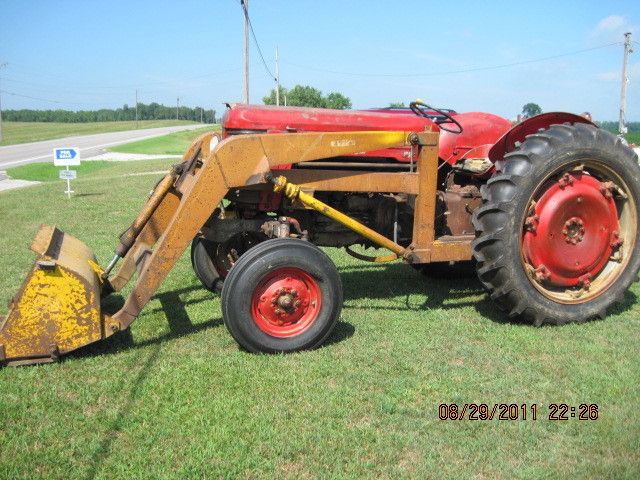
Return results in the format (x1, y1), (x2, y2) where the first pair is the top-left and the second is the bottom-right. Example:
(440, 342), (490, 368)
(2, 100), (639, 364)
(188, 101), (640, 349)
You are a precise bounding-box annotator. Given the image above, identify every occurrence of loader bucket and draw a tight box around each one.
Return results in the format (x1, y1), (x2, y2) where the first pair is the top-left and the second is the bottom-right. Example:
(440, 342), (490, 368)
(0, 225), (105, 366)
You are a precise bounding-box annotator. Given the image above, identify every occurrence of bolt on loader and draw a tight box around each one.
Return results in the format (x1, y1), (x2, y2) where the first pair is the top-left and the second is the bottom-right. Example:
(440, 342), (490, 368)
(1, 101), (639, 366)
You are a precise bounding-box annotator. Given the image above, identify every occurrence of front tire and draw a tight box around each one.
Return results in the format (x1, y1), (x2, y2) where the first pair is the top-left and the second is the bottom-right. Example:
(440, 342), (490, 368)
(191, 231), (266, 293)
(221, 238), (343, 353)
(472, 123), (640, 325)
(191, 236), (223, 293)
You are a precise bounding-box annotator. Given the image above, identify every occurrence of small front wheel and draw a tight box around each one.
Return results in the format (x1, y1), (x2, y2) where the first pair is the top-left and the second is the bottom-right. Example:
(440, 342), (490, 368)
(221, 238), (342, 353)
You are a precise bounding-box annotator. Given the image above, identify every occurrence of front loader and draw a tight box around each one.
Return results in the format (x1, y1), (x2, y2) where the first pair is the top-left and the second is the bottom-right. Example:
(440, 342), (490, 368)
(0, 129), (445, 364)
(2, 104), (639, 365)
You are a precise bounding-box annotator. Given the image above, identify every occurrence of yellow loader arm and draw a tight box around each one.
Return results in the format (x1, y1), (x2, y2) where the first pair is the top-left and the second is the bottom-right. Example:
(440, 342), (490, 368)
(0, 130), (413, 366)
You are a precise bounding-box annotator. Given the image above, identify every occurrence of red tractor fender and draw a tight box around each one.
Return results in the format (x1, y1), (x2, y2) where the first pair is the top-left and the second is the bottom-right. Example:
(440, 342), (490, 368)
(488, 112), (596, 162)
(438, 112), (512, 165)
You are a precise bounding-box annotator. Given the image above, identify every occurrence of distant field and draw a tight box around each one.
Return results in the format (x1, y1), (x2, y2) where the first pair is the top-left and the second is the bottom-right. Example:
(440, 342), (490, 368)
(0, 120), (199, 146)
(109, 125), (219, 155)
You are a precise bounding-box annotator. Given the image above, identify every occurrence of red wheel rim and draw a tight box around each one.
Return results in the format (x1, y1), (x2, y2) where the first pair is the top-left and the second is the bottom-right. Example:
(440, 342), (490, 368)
(523, 172), (620, 288)
(250, 267), (322, 338)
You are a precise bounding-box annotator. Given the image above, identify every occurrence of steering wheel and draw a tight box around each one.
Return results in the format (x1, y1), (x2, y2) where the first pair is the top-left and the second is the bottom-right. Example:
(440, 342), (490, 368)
(410, 100), (463, 134)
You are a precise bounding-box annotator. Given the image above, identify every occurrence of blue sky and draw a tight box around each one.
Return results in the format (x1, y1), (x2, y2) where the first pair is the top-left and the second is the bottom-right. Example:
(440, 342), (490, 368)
(0, 0), (638, 120)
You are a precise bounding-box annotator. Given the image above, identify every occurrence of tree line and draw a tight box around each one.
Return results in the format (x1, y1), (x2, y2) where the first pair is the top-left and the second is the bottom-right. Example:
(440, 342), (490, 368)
(3, 102), (217, 123)
(263, 85), (351, 109)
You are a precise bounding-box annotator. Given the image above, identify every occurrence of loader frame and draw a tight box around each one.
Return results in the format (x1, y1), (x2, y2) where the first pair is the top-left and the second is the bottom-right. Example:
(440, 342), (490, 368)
(0, 128), (473, 365)
(107, 129), (470, 325)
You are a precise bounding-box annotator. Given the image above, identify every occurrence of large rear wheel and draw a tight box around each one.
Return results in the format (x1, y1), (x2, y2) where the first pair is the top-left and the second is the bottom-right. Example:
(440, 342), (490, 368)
(221, 238), (342, 352)
(472, 123), (640, 325)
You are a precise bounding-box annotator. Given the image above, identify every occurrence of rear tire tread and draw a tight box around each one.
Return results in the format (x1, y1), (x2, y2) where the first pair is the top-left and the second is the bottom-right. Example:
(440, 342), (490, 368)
(472, 123), (640, 326)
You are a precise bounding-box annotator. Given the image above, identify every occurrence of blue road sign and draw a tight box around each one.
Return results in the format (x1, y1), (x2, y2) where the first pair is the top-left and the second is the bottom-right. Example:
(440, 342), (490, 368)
(53, 147), (81, 166)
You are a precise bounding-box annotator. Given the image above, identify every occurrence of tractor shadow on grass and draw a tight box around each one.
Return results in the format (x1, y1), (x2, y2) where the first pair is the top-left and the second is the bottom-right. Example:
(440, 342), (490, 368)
(339, 262), (638, 325)
(338, 262), (492, 316)
(69, 261), (638, 362)
(69, 282), (355, 360)
(65, 287), (223, 361)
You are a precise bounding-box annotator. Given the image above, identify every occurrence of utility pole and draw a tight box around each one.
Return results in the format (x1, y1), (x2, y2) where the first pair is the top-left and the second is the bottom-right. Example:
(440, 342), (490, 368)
(0, 63), (7, 143)
(619, 32), (633, 135)
(176, 97), (180, 120)
(135, 89), (139, 129)
(242, 0), (249, 104)
(275, 46), (280, 106)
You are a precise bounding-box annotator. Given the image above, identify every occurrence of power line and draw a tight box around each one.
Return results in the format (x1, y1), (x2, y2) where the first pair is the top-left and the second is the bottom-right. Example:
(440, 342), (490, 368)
(283, 42), (622, 78)
(239, 0), (276, 81)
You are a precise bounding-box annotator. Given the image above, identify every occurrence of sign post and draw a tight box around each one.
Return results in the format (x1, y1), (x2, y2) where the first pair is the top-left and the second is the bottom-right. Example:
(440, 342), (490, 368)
(53, 148), (80, 199)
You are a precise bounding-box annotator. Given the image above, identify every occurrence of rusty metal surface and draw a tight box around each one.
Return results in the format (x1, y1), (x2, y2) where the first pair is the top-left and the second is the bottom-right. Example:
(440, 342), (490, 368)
(409, 132), (440, 262)
(115, 169), (178, 257)
(295, 161), (411, 170)
(281, 169), (419, 194)
(111, 130), (414, 328)
(109, 190), (181, 292)
(439, 184), (482, 236)
(0, 226), (107, 365)
(109, 132), (221, 291)
(0, 128), (474, 365)
(430, 236), (474, 262)
(272, 175), (406, 257)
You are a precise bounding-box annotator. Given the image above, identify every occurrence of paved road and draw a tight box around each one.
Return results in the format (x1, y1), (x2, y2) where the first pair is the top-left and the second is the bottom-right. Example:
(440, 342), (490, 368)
(0, 124), (207, 169)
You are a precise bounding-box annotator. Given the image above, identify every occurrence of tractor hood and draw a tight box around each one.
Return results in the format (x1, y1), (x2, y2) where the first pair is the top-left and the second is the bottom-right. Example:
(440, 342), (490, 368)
(222, 104), (437, 135)
(222, 104), (513, 168)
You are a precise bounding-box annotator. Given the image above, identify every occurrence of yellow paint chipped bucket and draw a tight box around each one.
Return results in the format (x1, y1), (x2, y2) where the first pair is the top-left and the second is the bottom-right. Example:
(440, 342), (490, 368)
(0, 225), (105, 366)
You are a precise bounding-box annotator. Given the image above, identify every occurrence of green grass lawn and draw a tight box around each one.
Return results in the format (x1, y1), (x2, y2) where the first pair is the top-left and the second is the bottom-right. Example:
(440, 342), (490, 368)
(6, 161), (114, 182)
(0, 161), (639, 479)
(109, 125), (219, 155)
(0, 120), (200, 146)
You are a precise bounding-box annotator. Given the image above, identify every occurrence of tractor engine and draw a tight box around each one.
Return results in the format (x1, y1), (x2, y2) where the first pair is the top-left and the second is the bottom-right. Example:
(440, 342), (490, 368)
(220, 172), (481, 250)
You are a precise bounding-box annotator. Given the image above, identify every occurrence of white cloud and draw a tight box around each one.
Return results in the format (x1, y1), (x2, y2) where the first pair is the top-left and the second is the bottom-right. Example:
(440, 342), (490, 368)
(590, 15), (636, 42)
(596, 15), (626, 33)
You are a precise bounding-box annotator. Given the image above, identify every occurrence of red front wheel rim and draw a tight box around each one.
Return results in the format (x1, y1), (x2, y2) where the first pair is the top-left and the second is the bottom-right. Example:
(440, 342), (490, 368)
(250, 267), (322, 338)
